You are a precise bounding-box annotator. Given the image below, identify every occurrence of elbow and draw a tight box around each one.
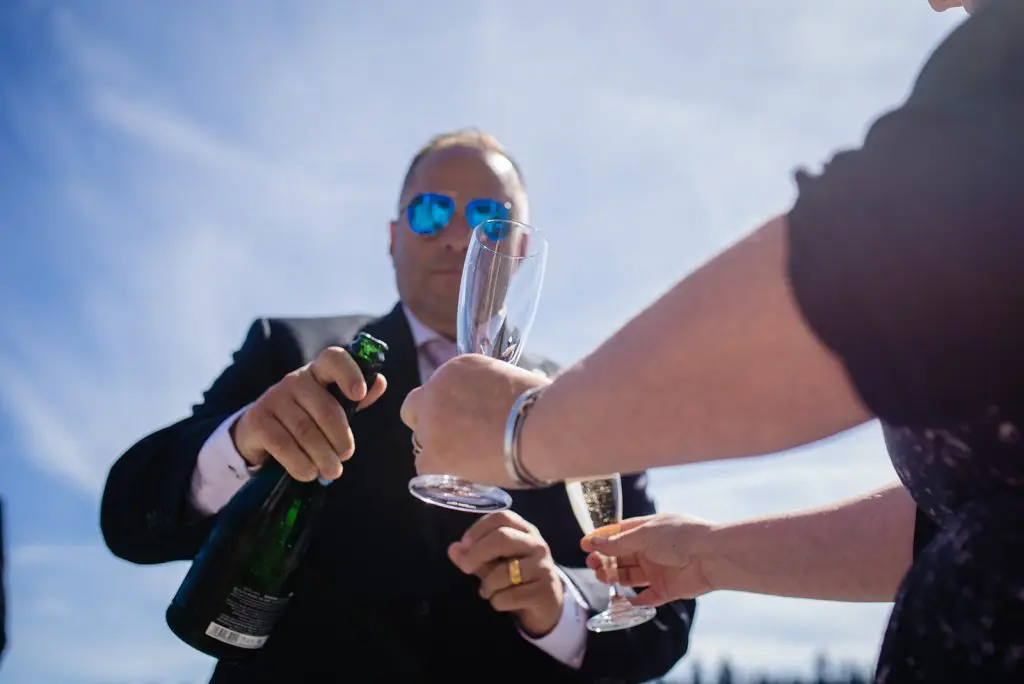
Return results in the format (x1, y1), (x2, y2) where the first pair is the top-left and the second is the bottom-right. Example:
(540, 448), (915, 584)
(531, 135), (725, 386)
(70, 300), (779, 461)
(98, 450), (212, 566)
(98, 455), (159, 565)
(99, 499), (173, 566)
(97, 422), (213, 565)
(98, 472), (138, 563)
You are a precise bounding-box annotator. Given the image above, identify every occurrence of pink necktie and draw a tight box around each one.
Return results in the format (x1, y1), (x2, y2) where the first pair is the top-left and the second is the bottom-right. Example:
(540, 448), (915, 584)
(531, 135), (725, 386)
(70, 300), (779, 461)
(420, 338), (457, 379)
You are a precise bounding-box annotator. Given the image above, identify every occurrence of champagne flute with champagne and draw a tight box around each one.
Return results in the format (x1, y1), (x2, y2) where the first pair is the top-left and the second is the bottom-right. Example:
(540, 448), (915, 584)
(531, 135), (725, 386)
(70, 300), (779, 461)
(565, 474), (657, 632)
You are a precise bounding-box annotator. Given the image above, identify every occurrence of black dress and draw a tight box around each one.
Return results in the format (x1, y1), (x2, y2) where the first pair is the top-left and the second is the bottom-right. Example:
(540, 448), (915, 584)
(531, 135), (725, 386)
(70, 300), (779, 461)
(785, 1), (1024, 681)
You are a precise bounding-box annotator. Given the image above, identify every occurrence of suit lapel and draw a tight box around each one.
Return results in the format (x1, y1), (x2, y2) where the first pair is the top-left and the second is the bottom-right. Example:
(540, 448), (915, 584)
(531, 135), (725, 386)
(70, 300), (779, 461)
(365, 305), (487, 574)
(357, 302), (422, 490)
(362, 303), (420, 397)
(358, 305), (457, 569)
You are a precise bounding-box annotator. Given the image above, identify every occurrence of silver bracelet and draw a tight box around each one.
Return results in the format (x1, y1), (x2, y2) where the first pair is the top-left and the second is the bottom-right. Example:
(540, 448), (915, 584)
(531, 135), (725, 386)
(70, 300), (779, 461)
(503, 386), (552, 488)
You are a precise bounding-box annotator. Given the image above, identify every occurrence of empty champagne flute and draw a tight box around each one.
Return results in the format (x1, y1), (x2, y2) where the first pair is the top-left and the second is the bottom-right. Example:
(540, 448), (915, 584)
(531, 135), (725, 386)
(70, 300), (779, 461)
(565, 474), (657, 631)
(408, 218), (548, 513)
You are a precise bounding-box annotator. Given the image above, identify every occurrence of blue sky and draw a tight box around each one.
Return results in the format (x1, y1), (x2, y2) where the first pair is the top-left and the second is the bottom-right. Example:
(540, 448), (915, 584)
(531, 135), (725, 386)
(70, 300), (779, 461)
(0, 2), (966, 682)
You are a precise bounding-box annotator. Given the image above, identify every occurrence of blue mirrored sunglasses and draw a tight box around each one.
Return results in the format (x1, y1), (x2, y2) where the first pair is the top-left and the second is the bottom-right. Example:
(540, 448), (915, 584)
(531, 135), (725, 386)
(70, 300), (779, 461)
(405, 192), (511, 239)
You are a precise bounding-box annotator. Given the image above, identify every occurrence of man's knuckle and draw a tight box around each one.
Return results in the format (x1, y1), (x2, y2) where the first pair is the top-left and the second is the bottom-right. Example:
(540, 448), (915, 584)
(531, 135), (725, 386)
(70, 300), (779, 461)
(323, 411), (351, 439)
(261, 426), (286, 452)
(244, 408), (266, 433)
(293, 464), (318, 482)
(320, 346), (351, 369)
(332, 431), (353, 455)
(257, 391), (277, 413)
(279, 371), (301, 391)
(338, 441), (356, 461)
(293, 416), (320, 442)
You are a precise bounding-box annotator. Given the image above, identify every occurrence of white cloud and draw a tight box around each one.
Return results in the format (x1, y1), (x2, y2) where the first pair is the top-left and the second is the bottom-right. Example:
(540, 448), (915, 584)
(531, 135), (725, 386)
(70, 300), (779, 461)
(0, 365), (101, 495)
(5, 541), (212, 684)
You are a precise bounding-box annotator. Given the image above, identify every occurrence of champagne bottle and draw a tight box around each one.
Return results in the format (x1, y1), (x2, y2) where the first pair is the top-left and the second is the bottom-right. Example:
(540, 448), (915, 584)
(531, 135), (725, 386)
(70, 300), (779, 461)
(165, 332), (388, 660)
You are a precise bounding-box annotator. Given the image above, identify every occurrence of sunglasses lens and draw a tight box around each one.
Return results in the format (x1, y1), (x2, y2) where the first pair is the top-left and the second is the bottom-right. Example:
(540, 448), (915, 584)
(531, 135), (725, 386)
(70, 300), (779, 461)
(467, 200), (511, 238)
(407, 193), (455, 235)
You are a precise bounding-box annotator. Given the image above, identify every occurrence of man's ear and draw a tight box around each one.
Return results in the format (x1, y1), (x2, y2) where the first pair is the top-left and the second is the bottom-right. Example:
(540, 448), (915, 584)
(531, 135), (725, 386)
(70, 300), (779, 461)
(389, 220), (398, 258)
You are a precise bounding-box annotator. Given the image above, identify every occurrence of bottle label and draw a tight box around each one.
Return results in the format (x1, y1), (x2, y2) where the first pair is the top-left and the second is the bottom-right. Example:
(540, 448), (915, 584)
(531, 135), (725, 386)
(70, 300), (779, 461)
(204, 586), (291, 649)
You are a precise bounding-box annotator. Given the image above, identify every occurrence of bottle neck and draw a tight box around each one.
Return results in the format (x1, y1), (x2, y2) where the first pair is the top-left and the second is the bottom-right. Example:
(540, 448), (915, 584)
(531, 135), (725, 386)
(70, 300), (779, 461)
(259, 459), (329, 487)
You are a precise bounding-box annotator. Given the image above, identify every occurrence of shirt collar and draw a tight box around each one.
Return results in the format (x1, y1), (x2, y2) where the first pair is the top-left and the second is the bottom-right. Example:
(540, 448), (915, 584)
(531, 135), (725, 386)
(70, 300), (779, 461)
(401, 304), (446, 349)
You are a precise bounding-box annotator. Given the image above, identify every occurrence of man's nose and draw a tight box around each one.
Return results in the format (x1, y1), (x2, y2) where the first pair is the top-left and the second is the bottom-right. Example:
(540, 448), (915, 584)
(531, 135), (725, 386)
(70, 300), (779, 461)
(438, 212), (473, 250)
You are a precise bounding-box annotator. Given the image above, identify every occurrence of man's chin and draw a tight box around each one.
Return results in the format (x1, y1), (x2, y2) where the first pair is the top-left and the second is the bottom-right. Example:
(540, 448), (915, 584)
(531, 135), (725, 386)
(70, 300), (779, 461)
(424, 301), (459, 337)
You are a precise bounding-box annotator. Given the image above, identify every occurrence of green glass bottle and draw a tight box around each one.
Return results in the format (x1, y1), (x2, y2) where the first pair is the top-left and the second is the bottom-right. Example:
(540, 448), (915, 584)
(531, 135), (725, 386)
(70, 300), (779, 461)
(165, 332), (388, 660)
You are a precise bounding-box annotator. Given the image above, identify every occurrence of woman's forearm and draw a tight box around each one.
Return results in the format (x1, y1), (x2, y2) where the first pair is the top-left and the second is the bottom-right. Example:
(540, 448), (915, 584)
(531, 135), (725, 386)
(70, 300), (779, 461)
(520, 215), (872, 482)
(703, 482), (917, 602)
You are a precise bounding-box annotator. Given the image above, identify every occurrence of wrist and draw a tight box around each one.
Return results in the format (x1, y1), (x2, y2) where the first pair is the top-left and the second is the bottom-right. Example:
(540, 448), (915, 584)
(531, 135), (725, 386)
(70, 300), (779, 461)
(516, 384), (560, 485)
(229, 410), (263, 468)
(504, 385), (554, 488)
(696, 522), (737, 593)
(517, 603), (561, 638)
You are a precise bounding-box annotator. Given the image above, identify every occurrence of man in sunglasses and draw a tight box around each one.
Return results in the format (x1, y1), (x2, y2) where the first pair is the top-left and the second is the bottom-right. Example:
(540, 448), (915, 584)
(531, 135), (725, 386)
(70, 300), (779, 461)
(99, 129), (695, 683)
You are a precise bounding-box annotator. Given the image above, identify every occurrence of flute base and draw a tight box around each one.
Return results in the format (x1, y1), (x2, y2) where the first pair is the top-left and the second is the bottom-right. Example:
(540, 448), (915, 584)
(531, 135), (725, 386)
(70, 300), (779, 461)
(586, 603), (657, 633)
(408, 474), (513, 513)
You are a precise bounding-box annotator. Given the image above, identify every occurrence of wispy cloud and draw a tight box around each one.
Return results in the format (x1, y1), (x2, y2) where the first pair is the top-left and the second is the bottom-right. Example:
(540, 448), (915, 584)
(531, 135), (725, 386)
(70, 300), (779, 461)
(0, 1), (966, 681)
(7, 541), (212, 684)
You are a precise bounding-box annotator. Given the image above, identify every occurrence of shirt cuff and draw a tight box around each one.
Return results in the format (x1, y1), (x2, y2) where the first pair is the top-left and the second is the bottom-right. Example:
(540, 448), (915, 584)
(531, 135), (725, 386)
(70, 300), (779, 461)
(517, 568), (588, 669)
(188, 405), (256, 517)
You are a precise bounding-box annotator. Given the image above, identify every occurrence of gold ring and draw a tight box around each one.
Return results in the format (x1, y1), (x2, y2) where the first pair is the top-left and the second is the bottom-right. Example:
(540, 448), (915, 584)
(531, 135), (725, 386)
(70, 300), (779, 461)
(508, 558), (523, 586)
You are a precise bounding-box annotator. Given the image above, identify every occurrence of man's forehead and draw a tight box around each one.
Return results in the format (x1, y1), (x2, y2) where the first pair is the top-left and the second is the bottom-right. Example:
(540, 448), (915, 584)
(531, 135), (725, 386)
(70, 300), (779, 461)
(413, 146), (511, 180)
(486, 150), (516, 178)
(404, 146), (523, 200)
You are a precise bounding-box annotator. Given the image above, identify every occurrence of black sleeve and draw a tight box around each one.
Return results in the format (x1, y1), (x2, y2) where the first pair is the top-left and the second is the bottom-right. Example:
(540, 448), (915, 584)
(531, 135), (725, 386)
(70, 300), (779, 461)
(573, 472), (696, 683)
(99, 319), (281, 565)
(786, 41), (1024, 426)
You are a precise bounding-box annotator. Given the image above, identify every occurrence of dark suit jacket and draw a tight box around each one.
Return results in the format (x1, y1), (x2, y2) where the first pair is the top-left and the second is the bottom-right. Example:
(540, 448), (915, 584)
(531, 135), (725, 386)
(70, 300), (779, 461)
(100, 303), (695, 683)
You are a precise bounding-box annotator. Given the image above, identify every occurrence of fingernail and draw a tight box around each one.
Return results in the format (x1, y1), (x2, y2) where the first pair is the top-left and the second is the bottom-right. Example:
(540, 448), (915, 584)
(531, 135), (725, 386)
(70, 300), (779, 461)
(590, 535), (608, 546)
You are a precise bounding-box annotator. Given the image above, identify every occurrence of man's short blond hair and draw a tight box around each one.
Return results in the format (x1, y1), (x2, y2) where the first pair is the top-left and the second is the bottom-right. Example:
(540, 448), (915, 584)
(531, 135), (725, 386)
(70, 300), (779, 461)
(398, 128), (527, 211)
